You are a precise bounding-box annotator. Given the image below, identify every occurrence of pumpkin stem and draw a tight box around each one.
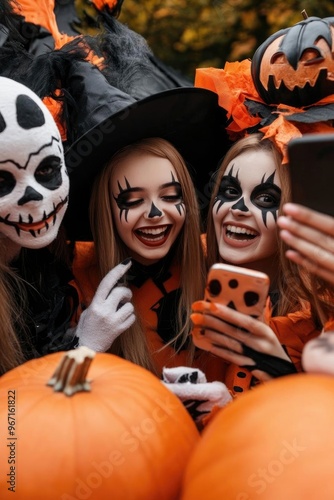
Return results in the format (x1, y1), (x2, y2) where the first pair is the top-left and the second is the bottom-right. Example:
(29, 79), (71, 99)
(47, 346), (96, 396)
(301, 9), (308, 19)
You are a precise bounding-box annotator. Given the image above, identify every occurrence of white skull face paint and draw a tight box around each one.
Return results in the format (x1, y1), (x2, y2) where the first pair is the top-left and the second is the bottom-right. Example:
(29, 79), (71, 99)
(0, 77), (69, 249)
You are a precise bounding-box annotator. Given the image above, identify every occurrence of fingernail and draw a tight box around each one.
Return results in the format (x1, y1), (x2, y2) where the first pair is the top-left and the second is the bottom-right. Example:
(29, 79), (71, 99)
(121, 258), (132, 265)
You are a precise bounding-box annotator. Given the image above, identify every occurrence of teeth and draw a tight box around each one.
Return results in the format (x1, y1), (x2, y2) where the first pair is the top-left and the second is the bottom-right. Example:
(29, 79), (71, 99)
(138, 225), (168, 235)
(226, 225), (257, 236)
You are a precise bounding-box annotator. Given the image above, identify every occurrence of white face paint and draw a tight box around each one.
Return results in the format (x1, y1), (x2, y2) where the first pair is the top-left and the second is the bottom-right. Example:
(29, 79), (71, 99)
(0, 77), (69, 249)
(212, 149), (281, 271)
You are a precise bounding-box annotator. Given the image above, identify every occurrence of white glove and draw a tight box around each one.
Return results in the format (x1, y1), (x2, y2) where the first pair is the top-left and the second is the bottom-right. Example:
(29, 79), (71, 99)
(162, 366), (232, 429)
(76, 260), (135, 352)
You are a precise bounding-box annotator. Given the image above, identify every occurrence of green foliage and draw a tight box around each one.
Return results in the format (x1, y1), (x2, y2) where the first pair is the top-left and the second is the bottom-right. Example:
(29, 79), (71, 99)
(74, 0), (334, 80)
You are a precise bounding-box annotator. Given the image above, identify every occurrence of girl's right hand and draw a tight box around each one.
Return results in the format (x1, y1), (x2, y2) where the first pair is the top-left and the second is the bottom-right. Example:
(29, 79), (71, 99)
(278, 203), (334, 285)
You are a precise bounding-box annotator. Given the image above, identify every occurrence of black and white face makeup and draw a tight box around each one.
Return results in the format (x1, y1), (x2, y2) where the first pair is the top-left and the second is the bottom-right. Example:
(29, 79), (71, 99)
(0, 77), (69, 249)
(110, 150), (186, 265)
(212, 149), (282, 269)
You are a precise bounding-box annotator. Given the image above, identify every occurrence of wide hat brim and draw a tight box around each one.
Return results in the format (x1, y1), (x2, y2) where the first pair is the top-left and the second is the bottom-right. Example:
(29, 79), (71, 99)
(64, 87), (228, 241)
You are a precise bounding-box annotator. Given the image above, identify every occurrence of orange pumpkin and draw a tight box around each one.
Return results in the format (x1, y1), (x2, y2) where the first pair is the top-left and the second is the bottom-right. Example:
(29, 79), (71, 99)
(181, 373), (334, 500)
(0, 347), (199, 499)
(251, 16), (334, 106)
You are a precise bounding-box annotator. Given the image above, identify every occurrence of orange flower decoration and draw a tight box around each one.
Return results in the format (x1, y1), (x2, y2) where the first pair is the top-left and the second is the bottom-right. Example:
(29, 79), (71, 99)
(196, 60), (263, 139)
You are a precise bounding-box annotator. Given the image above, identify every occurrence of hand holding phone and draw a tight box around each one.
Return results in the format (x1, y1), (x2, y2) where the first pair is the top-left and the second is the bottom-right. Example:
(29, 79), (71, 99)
(204, 263), (270, 320)
(192, 263), (270, 351)
(191, 264), (296, 379)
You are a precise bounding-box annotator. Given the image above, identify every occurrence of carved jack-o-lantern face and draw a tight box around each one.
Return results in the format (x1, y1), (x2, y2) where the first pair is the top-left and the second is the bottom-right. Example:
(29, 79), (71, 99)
(251, 16), (334, 107)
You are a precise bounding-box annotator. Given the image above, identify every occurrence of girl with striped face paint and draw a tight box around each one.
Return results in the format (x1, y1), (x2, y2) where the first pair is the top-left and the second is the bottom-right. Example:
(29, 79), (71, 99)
(85, 137), (212, 377)
(191, 134), (321, 395)
(110, 147), (186, 265)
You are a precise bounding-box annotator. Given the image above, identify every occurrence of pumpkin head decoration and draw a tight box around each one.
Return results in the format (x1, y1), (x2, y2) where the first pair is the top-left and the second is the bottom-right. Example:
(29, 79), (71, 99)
(0, 347), (199, 499)
(181, 373), (334, 500)
(251, 16), (334, 107)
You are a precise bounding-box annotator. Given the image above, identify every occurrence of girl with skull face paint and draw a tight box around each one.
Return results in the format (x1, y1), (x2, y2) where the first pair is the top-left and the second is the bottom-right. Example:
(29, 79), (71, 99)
(191, 134), (322, 395)
(0, 76), (136, 376)
(0, 76), (75, 375)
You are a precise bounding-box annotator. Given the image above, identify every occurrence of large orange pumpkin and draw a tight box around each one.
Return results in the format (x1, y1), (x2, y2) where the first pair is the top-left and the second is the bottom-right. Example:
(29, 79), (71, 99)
(251, 16), (334, 107)
(0, 347), (199, 499)
(181, 373), (334, 500)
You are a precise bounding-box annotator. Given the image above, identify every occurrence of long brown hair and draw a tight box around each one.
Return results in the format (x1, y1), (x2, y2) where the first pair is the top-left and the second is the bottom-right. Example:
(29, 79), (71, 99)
(0, 227), (73, 376)
(0, 258), (26, 376)
(206, 133), (300, 317)
(89, 137), (206, 371)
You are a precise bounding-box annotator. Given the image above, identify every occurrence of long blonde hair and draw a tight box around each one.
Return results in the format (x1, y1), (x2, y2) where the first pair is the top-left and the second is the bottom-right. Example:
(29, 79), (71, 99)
(89, 137), (206, 372)
(206, 133), (300, 317)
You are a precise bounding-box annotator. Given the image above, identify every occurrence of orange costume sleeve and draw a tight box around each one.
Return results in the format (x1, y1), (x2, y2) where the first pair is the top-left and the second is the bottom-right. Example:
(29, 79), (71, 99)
(270, 308), (321, 372)
(70, 241), (228, 381)
(70, 241), (100, 306)
(222, 307), (320, 397)
(324, 318), (334, 331)
(198, 233), (321, 395)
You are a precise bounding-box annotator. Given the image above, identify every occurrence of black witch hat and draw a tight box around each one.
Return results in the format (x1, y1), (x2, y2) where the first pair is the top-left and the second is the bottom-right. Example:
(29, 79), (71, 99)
(60, 61), (228, 241)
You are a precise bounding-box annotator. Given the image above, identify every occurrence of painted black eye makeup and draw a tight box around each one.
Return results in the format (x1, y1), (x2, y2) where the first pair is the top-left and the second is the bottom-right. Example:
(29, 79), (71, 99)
(213, 165), (281, 228)
(113, 172), (185, 221)
(113, 177), (143, 222)
(251, 172), (281, 226)
(214, 165), (241, 213)
(160, 176), (185, 215)
(35, 155), (63, 190)
(161, 183), (182, 201)
(0, 170), (15, 197)
(115, 188), (143, 209)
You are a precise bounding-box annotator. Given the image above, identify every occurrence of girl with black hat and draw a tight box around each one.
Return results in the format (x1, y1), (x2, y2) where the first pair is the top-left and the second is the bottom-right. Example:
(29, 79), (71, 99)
(66, 84), (231, 382)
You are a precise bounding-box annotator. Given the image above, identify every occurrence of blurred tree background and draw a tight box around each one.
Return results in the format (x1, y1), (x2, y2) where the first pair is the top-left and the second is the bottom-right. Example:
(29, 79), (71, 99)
(75, 0), (334, 81)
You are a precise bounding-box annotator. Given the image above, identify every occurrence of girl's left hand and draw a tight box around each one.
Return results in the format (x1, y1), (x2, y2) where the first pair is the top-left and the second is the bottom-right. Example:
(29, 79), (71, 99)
(191, 300), (296, 381)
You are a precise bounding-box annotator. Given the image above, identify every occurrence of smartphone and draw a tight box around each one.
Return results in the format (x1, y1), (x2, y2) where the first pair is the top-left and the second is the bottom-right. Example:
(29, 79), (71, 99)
(192, 263), (270, 350)
(288, 133), (334, 217)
